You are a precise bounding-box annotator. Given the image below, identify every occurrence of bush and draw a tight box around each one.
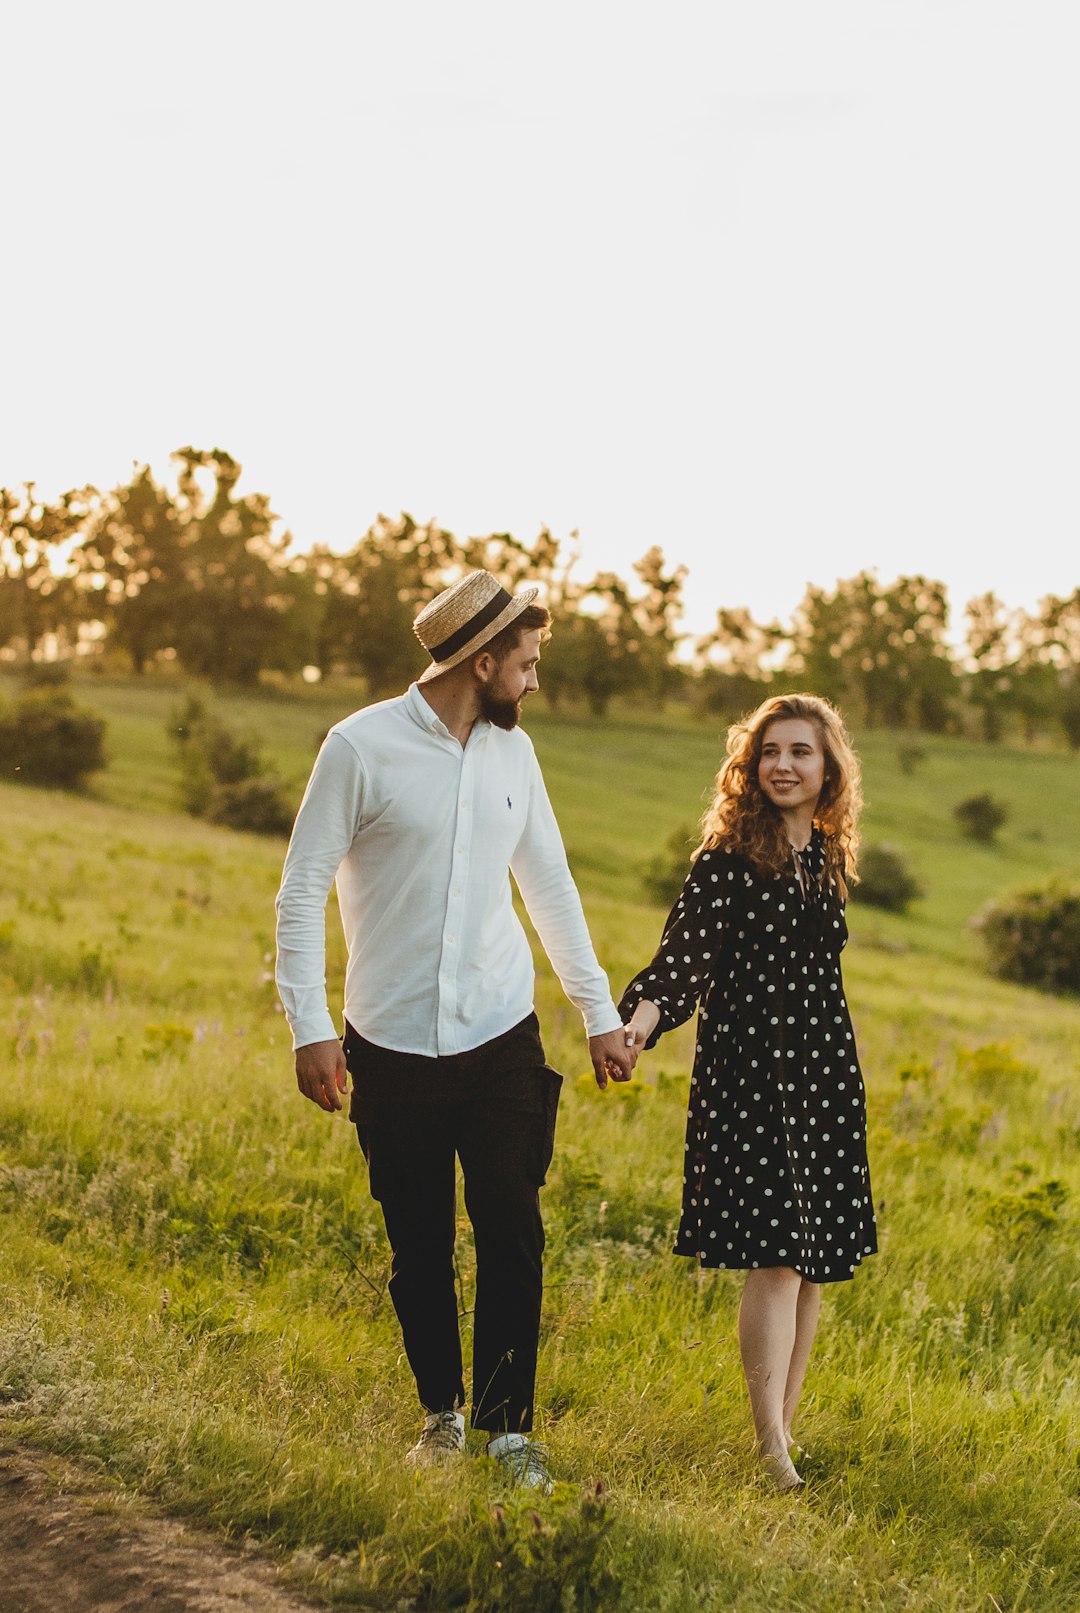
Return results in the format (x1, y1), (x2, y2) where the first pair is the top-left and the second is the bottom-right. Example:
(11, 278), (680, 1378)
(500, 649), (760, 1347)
(170, 695), (265, 812)
(985, 1178), (1069, 1246)
(167, 695), (294, 835)
(974, 881), (1080, 995)
(1060, 677), (1080, 752)
(896, 742), (926, 776)
(851, 843), (922, 913)
(639, 824), (697, 907)
(0, 689), (107, 788)
(206, 776), (296, 836)
(954, 792), (1008, 842)
(20, 660), (73, 690)
(958, 1042), (1037, 1100)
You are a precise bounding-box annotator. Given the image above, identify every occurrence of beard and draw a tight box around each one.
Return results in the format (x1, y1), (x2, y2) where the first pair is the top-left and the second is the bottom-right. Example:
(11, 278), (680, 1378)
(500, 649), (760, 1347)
(478, 682), (523, 730)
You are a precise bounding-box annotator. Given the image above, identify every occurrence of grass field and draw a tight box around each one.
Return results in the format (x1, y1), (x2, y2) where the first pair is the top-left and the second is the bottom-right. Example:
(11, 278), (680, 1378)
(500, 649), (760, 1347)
(1, 672), (1079, 1611)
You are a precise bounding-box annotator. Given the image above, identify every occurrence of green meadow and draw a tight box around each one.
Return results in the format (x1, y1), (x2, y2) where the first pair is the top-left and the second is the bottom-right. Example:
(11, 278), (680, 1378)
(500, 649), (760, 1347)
(1, 673), (1079, 1611)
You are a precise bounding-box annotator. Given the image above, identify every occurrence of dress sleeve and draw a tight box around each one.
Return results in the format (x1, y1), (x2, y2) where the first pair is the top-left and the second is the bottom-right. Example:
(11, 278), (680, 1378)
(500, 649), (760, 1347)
(617, 847), (734, 1046)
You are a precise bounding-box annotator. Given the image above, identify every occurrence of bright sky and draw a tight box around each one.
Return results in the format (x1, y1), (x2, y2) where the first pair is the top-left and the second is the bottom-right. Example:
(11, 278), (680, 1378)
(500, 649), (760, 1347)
(3, 1), (1077, 639)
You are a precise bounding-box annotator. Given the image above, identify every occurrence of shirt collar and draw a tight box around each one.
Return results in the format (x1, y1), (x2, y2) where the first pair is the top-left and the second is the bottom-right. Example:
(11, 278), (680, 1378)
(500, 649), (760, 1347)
(405, 681), (489, 745)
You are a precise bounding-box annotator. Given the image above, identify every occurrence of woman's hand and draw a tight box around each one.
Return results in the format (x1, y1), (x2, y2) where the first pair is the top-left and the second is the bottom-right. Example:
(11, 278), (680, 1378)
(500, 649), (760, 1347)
(623, 999), (661, 1054)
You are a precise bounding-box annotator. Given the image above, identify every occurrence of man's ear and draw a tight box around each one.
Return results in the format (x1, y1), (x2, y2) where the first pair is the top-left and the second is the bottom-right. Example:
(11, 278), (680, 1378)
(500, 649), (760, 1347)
(472, 649), (497, 685)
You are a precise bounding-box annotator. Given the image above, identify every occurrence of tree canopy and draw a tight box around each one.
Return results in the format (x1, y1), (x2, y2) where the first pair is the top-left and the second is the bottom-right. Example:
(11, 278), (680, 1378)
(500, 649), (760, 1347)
(3, 446), (1079, 743)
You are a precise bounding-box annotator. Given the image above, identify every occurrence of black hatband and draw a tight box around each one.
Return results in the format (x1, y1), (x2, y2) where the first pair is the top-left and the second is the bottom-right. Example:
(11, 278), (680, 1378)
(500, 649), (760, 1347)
(429, 588), (514, 662)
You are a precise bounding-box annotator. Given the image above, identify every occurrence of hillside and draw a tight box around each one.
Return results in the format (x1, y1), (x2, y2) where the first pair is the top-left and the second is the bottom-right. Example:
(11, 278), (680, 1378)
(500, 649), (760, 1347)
(1, 675), (1078, 1612)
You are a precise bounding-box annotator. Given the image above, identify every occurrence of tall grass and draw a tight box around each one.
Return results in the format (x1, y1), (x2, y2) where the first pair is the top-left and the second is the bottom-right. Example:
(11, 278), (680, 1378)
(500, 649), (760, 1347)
(1, 675), (1078, 1610)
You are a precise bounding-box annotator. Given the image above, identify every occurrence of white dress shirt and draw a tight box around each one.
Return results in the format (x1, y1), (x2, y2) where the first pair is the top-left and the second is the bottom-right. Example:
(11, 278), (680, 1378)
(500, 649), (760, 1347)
(275, 683), (622, 1054)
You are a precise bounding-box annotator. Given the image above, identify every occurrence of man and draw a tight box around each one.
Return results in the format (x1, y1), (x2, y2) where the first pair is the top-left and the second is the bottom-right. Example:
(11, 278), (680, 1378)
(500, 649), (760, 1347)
(275, 570), (635, 1490)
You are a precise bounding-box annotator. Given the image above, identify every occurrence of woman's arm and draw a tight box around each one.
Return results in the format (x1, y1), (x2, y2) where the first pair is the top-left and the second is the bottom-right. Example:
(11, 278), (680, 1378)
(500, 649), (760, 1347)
(617, 847), (731, 1047)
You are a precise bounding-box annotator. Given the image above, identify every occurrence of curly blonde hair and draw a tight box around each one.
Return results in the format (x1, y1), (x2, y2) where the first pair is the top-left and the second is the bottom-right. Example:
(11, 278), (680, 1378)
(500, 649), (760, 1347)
(695, 693), (862, 896)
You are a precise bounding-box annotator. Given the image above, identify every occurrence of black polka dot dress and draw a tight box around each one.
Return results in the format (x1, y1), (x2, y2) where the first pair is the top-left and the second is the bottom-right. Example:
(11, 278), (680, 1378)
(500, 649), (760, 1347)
(620, 832), (876, 1283)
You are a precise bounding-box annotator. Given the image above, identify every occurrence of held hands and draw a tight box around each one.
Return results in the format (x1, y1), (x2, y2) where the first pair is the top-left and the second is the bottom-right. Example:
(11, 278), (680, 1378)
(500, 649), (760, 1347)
(295, 1039), (349, 1112)
(588, 1028), (637, 1090)
(622, 999), (661, 1059)
(589, 997), (659, 1089)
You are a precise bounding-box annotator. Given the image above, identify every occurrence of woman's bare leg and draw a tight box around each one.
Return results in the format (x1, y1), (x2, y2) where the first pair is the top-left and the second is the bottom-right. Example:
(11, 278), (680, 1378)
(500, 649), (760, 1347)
(783, 1279), (821, 1446)
(737, 1267), (803, 1488)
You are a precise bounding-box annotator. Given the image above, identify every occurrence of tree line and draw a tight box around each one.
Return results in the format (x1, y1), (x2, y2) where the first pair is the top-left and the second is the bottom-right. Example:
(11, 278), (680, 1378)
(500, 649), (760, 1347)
(2, 446), (1079, 744)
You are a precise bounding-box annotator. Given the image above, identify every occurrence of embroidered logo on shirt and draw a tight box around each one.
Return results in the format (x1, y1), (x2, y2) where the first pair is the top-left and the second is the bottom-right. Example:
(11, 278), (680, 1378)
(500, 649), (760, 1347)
(507, 796), (512, 809)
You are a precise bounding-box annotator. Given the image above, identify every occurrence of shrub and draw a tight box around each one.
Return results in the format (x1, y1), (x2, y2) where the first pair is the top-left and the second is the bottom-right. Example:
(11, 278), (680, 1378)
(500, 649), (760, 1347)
(957, 1042), (1037, 1100)
(851, 843), (922, 913)
(985, 1178), (1069, 1246)
(896, 742), (926, 776)
(974, 881), (1080, 994)
(639, 824), (696, 907)
(206, 776), (295, 836)
(0, 688), (107, 788)
(167, 695), (294, 835)
(479, 1485), (620, 1612)
(169, 695), (265, 813)
(954, 792), (1008, 842)
(20, 660), (73, 690)
(1060, 677), (1080, 752)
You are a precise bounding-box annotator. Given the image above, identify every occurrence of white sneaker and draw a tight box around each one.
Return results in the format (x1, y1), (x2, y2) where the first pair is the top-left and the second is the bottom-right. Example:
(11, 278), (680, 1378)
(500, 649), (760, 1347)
(487, 1432), (553, 1493)
(405, 1410), (466, 1468)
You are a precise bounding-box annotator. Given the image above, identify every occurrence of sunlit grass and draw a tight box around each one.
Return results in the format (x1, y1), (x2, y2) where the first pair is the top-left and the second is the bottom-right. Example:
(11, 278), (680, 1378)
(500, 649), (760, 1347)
(1, 677), (1079, 1609)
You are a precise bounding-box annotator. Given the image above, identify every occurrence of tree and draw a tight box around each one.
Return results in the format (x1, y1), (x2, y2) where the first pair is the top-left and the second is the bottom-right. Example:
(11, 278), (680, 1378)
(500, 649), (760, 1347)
(79, 450), (318, 682)
(1040, 588), (1080, 751)
(963, 592), (1016, 741)
(630, 547), (687, 705)
(544, 551), (686, 715)
(542, 608), (626, 715)
(308, 513), (461, 690)
(170, 447), (317, 683)
(790, 572), (954, 730)
(0, 484), (96, 660)
(1009, 607), (1060, 743)
(693, 605), (784, 718)
(458, 525), (564, 596)
(79, 465), (184, 672)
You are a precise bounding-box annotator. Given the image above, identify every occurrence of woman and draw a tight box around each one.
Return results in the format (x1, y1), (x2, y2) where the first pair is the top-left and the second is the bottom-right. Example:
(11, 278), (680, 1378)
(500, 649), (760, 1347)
(621, 694), (876, 1491)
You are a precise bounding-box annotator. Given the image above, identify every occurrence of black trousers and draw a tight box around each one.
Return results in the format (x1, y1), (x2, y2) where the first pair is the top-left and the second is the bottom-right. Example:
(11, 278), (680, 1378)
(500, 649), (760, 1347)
(344, 1014), (561, 1434)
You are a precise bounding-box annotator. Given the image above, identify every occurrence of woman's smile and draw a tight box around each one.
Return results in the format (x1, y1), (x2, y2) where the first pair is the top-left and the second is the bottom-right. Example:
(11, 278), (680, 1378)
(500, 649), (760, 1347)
(758, 718), (825, 819)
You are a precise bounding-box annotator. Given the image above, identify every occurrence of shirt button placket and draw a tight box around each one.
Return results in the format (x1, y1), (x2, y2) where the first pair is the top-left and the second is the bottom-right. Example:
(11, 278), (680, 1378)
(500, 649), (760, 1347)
(440, 747), (472, 1053)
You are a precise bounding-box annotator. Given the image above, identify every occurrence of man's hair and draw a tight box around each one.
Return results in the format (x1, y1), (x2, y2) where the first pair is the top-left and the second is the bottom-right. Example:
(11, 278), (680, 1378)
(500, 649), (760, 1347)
(483, 603), (552, 663)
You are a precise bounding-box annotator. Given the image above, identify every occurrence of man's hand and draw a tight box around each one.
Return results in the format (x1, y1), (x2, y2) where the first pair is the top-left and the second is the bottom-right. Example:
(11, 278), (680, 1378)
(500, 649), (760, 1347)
(295, 1039), (349, 1112)
(589, 1027), (637, 1090)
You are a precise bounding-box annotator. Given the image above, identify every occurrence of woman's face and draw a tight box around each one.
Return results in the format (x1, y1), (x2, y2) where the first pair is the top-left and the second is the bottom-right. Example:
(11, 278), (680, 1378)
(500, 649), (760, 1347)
(757, 718), (826, 816)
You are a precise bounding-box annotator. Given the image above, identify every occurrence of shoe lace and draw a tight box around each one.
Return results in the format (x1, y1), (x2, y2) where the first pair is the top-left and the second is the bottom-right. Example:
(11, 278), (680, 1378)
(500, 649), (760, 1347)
(505, 1438), (549, 1483)
(421, 1411), (462, 1452)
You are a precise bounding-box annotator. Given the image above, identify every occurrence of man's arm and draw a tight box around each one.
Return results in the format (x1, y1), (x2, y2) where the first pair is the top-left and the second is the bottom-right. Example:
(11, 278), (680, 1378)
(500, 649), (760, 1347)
(275, 732), (365, 1109)
(510, 752), (636, 1086)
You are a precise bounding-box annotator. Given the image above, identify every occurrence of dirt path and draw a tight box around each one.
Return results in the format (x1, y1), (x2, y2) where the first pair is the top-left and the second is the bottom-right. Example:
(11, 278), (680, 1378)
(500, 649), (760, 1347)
(0, 1445), (330, 1613)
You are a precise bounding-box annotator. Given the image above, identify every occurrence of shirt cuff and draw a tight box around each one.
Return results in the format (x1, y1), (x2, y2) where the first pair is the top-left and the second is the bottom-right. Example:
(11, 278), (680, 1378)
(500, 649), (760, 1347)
(583, 1001), (624, 1038)
(290, 1008), (340, 1051)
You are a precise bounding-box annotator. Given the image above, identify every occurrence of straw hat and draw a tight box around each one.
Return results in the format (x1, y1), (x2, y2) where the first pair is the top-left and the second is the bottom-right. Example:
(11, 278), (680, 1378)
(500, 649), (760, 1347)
(414, 571), (539, 684)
